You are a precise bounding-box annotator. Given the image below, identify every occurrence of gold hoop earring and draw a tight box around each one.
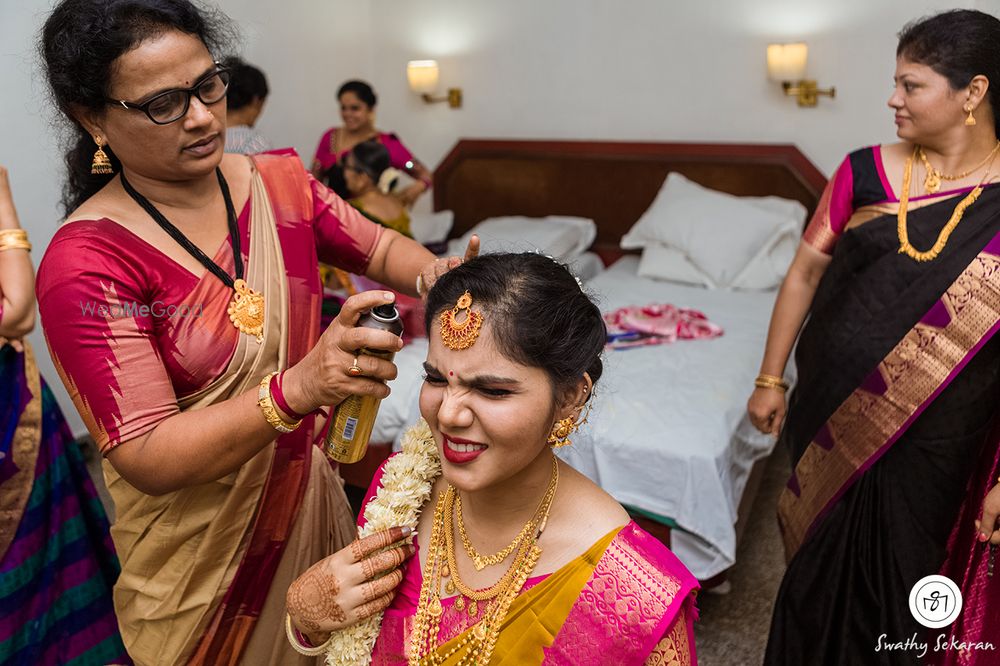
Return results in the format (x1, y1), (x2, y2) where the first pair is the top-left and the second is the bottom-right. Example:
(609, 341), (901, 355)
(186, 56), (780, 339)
(965, 105), (977, 127)
(91, 136), (113, 175)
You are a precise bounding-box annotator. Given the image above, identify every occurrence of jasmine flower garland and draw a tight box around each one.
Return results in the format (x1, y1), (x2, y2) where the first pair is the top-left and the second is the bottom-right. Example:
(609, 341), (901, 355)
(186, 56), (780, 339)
(324, 419), (440, 666)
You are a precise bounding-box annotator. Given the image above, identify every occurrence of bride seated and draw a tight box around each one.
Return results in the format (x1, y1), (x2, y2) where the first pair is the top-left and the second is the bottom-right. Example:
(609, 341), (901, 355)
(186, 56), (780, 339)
(286, 252), (699, 665)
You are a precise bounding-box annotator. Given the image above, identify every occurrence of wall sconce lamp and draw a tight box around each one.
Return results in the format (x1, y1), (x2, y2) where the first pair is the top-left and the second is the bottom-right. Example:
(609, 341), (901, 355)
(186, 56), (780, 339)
(407, 60), (462, 108)
(766, 43), (835, 107)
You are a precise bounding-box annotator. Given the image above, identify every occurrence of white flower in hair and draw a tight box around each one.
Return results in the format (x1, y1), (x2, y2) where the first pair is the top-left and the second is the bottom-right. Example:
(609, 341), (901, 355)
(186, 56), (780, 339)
(531, 249), (586, 290)
(377, 167), (402, 194)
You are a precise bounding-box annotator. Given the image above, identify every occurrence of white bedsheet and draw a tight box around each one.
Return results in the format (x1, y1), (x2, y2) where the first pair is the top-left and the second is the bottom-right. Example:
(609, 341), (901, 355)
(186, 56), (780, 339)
(557, 256), (786, 579)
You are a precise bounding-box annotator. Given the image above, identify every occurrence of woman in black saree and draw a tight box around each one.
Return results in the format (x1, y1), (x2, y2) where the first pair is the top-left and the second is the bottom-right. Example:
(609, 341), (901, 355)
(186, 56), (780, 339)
(749, 10), (1000, 665)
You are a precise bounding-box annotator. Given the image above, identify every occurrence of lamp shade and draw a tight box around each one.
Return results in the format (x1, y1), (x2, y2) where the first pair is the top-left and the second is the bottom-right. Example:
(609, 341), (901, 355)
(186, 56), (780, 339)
(407, 60), (440, 94)
(766, 43), (808, 82)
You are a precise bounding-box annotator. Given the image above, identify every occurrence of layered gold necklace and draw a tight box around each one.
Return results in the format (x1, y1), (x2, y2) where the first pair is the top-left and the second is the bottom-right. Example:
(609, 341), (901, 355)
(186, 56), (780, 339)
(455, 459), (558, 572)
(408, 457), (559, 665)
(897, 144), (997, 262)
(918, 142), (1000, 194)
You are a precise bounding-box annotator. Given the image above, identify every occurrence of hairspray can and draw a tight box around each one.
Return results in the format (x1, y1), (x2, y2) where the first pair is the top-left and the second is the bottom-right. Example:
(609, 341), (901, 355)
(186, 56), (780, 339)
(323, 303), (403, 463)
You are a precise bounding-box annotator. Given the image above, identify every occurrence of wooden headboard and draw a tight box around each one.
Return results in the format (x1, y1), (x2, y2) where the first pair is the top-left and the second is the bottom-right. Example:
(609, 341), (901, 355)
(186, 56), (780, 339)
(433, 140), (828, 250)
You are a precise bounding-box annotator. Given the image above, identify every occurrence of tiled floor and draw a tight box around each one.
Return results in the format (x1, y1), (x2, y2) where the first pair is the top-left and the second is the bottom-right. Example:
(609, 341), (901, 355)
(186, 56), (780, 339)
(694, 447), (788, 665)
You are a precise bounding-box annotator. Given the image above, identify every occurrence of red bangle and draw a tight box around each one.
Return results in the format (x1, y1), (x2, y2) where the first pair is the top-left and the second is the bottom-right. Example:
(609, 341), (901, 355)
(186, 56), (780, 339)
(294, 625), (315, 648)
(271, 372), (308, 420)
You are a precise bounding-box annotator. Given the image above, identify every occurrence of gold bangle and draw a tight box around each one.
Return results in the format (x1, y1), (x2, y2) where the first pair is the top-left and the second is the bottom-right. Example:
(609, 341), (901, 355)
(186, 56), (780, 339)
(258, 372), (300, 433)
(284, 613), (332, 656)
(0, 230), (30, 252)
(755, 374), (789, 392)
(0, 242), (31, 252)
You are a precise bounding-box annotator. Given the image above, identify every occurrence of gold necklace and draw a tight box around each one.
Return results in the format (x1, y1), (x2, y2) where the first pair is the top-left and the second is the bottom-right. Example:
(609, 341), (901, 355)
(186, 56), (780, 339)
(408, 460), (558, 665)
(456, 456), (559, 571)
(408, 492), (542, 666)
(918, 141), (1000, 194)
(898, 145), (993, 262)
(444, 492), (532, 618)
(445, 459), (558, 616)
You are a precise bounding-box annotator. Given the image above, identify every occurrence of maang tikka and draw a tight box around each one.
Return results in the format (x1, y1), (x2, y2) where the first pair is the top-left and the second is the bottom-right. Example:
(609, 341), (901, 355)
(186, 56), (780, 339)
(439, 290), (483, 350)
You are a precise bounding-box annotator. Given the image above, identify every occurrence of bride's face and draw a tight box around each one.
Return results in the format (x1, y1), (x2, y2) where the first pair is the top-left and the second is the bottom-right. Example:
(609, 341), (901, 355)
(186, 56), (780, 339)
(419, 320), (563, 493)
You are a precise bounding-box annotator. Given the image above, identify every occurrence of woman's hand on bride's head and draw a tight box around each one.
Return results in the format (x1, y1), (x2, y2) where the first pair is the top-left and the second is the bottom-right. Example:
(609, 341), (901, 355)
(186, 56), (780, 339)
(286, 526), (415, 643)
(418, 235), (479, 297)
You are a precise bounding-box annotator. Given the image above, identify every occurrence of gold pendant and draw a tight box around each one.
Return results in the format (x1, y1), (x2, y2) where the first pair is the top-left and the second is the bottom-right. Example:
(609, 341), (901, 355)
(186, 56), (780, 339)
(473, 556), (486, 571)
(473, 623), (488, 641)
(468, 600), (478, 617)
(429, 596), (443, 618)
(441, 564), (450, 577)
(924, 170), (941, 194)
(227, 278), (265, 342)
(454, 596), (465, 612)
(445, 580), (456, 594)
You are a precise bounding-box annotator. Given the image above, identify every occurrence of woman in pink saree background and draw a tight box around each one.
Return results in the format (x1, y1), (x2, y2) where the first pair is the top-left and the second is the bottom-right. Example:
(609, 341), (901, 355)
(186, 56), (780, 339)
(311, 79), (433, 206)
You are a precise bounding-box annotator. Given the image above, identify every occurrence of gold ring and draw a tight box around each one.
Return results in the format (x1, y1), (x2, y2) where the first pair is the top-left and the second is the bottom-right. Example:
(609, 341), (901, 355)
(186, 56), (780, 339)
(347, 356), (363, 377)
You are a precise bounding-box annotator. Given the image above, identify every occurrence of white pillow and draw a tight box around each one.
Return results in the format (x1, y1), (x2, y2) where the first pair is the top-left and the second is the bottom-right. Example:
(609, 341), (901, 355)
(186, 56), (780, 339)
(730, 220), (800, 290)
(447, 215), (597, 261)
(621, 173), (806, 287)
(409, 210), (454, 245)
(637, 244), (715, 287)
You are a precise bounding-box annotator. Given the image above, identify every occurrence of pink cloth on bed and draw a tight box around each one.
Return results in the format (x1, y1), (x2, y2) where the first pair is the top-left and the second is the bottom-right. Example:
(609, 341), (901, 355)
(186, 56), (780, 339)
(604, 303), (723, 349)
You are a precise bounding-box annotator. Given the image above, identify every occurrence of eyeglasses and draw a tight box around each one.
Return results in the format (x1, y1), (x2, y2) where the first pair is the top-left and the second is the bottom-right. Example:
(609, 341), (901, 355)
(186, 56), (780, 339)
(107, 68), (230, 125)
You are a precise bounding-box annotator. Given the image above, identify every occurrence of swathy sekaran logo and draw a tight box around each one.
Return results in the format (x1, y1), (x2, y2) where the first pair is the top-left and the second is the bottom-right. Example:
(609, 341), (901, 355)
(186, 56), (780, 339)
(908, 575), (962, 629)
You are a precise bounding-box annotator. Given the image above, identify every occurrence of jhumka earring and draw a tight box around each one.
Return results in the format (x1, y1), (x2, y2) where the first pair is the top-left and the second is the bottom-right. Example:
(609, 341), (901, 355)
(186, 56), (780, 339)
(91, 136), (113, 175)
(965, 105), (977, 127)
(439, 290), (483, 350)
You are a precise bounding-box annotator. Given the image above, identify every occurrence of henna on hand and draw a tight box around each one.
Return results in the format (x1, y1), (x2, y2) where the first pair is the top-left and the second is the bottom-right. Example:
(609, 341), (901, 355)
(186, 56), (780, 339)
(356, 591), (395, 620)
(361, 545), (410, 580)
(350, 526), (410, 563)
(362, 568), (405, 603)
(288, 568), (347, 632)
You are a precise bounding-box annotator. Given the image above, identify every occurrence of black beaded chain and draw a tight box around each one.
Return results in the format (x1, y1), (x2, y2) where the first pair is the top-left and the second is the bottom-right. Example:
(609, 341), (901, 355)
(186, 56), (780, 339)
(119, 167), (243, 287)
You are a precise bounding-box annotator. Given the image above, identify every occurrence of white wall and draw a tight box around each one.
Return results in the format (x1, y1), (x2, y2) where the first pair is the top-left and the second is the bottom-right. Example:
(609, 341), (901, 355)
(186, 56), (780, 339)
(0, 0), (991, 437)
(367, 0), (983, 178)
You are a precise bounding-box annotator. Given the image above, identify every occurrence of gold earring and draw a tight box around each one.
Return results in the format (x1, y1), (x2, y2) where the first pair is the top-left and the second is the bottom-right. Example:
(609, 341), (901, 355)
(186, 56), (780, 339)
(91, 136), (113, 175)
(965, 105), (977, 127)
(547, 416), (576, 448)
(547, 399), (592, 448)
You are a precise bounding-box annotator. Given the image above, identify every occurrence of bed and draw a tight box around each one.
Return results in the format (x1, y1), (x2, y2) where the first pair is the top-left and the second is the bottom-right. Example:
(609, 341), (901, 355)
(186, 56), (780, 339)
(343, 139), (826, 582)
